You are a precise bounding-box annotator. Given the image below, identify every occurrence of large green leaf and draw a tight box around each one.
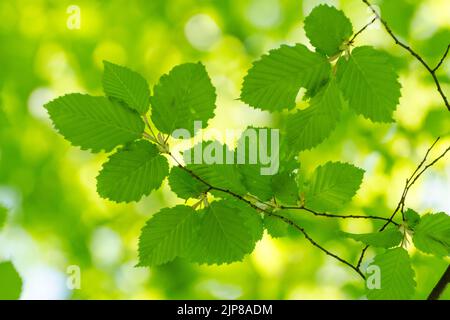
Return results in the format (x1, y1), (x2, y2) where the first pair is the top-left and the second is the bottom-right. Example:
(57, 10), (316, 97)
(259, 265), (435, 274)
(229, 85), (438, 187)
(138, 206), (199, 266)
(284, 78), (342, 153)
(45, 94), (144, 152)
(304, 4), (353, 57)
(168, 166), (209, 200)
(413, 213), (450, 256)
(102, 61), (150, 114)
(341, 228), (403, 248)
(336, 46), (401, 122)
(187, 201), (257, 265)
(150, 62), (216, 136)
(0, 261), (22, 300)
(240, 44), (331, 112)
(96, 140), (169, 203)
(366, 248), (416, 300)
(304, 162), (364, 211)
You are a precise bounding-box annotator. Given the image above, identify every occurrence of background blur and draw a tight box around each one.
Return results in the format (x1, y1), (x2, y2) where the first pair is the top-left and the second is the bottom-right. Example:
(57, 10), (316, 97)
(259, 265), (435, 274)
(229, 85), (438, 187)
(0, 0), (449, 299)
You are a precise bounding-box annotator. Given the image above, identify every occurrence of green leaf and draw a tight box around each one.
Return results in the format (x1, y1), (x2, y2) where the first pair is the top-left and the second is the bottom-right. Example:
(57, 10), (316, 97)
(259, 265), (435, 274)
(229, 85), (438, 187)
(264, 215), (290, 238)
(102, 61), (150, 114)
(138, 205), (199, 266)
(271, 171), (299, 205)
(45, 94), (144, 152)
(340, 228), (403, 248)
(284, 78), (342, 152)
(96, 140), (169, 203)
(240, 44), (331, 112)
(367, 248), (415, 300)
(187, 200), (257, 265)
(405, 208), (421, 229)
(304, 4), (353, 57)
(336, 46), (401, 122)
(304, 162), (364, 211)
(0, 205), (7, 230)
(150, 62), (216, 136)
(0, 261), (22, 300)
(413, 213), (450, 256)
(168, 166), (209, 200)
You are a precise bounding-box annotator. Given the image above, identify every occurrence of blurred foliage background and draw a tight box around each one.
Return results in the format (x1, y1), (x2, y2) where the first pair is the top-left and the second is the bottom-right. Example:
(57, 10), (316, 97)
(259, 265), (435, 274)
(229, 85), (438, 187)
(0, 0), (449, 299)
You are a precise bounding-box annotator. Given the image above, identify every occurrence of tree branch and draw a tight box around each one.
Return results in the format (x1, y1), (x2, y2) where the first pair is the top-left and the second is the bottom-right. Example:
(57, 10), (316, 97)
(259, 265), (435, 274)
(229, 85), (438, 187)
(362, 0), (450, 112)
(348, 16), (377, 45)
(428, 265), (450, 300)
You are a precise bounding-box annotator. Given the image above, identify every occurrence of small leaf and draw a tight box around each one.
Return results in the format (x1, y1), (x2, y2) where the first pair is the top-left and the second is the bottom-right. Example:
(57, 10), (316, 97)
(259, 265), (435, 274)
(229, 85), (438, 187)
(138, 205), (199, 266)
(168, 166), (209, 200)
(305, 162), (364, 211)
(264, 215), (290, 238)
(150, 62), (216, 136)
(366, 248), (416, 300)
(240, 44), (331, 112)
(45, 94), (144, 153)
(102, 61), (150, 114)
(271, 171), (299, 205)
(336, 46), (401, 122)
(413, 213), (450, 256)
(97, 140), (169, 203)
(187, 200), (257, 265)
(304, 4), (353, 57)
(340, 228), (403, 248)
(284, 78), (342, 153)
(0, 261), (22, 300)
(404, 208), (421, 229)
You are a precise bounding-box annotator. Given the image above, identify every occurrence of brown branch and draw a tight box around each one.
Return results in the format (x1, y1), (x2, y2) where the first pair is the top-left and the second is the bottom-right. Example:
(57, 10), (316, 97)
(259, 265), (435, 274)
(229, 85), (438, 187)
(362, 0), (450, 112)
(348, 16), (377, 45)
(428, 265), (450, 300)
(433, 44), (450, 72)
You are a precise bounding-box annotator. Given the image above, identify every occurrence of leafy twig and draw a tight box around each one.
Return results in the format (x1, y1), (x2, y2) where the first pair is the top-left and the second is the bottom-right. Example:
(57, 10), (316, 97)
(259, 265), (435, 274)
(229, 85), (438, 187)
(362, 0), (450, 112)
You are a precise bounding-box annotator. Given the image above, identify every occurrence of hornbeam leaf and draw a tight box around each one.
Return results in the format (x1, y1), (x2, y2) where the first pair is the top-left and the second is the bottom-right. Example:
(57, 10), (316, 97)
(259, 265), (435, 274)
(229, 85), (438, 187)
(150, 62), (216, 136)
(240, 44), (331, 112)
(366, 248), (416, 300)
(304, 4), (353, 57)
(44, 94), (144, 153)
(102, 61), (150, 114)
(138, 205), (199, 266)
(336, 46), (401, 122)
(340, 228), (403, 248)
(413, 213), (450, 256)
(97, 140), (169, 203)
(168, 166), (209, 200)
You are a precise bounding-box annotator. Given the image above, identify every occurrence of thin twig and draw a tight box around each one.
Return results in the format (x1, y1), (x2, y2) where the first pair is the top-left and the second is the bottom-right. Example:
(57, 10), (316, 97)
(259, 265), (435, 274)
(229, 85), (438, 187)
(348, 17), (377, 45)
(362, 0), (450, 111)
(428, 265), (450, 300)
(433, 44), (450, 72)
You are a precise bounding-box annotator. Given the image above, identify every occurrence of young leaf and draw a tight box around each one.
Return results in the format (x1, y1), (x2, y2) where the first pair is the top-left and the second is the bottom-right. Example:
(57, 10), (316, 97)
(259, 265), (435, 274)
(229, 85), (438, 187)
(413, 213), (450, 256)
(168, 166), (209, 200)
(304, 4), (353, 57)
(264, 215), (290, 238)
(0, 261), (22, 300)
(366, 248), (416, 300)
(284, 78), (342, 153)
(44, 94), (144, 153)
(150, 62), (216, 136)
(138, 205), (199, 267)
(271, 171), (299, 205)
(404, 208), (421, 229)
(187, 200), (257, 265)
(102, 61), (150, 114)
(0, 205), (7, 230)
(304, 162), (364, 211)
(240, 44), (331, 112)
(96, 140), (169, 203)
(340, 228), (403, 248)
(336, 46), (401, 122)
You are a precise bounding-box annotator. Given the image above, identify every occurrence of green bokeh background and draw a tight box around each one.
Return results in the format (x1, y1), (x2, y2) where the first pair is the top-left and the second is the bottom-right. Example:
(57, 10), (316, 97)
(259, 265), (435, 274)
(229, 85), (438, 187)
(0, 0), (449, 299)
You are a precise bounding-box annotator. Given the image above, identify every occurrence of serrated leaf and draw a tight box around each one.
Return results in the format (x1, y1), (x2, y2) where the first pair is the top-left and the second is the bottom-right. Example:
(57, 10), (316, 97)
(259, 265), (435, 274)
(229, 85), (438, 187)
(138, 205), (199, 266)
(271, 171), (299, 205)
(341, 228), (403, 248)
(187, 201), (256, 265)
(336, 46), (401, 122)
(227, 199), (264, 243)
(0, 205), (7, 230)
(240, 44), (331, 112)
(367, 248), (415, 300)
(413, 213), (450, 256)
(304, 4), (353, 57)
(0, 261), (22, 300)
(102, 61), (150, 114)
(284, 78), (342, 153)
(45, 94), (144, 152)
(150, 62), (216, 136)
(264, 215), (290, 238)
(96, 140), (169, 203)
(305, 161), (364, 211)
(168, 166), (209, 200)
(405, 208), (421, 229)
